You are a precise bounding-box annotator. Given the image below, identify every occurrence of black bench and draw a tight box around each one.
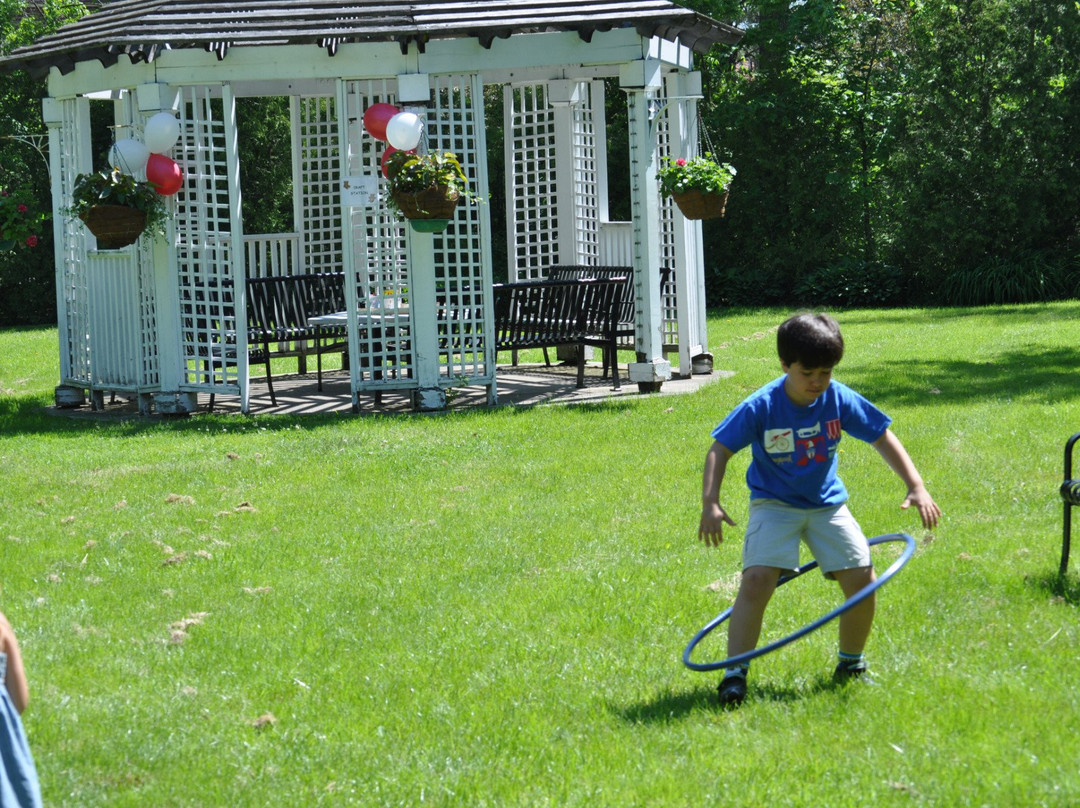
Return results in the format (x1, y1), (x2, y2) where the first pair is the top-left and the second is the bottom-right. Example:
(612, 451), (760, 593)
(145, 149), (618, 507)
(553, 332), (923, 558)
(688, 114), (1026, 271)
(1060, 432), (1080, 574)
(547, 265), (634, 334)
(492, 276), (626, 389)
(547, 265), (635, 379)
(246, 272), (348, 404)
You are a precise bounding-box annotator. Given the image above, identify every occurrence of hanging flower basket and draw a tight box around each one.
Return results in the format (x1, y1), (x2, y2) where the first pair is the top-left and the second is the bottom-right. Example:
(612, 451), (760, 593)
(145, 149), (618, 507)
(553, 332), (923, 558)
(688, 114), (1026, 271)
(671, 188), (730, 221)
(390, 185), (460, 233)
(384, 151), (478, 234)
(391, 185), (461, 220)
(657, 154), (736, 221)
(67, 168), (169, 249)
(79, 204), (148, 249)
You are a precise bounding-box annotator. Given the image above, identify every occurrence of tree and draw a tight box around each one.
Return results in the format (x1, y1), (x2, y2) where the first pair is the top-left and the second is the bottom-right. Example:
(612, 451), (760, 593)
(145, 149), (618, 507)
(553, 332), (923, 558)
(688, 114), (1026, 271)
(889, 0), (1080, 300)
(0, 0), (88, 326)
(694, 0), (909, 303)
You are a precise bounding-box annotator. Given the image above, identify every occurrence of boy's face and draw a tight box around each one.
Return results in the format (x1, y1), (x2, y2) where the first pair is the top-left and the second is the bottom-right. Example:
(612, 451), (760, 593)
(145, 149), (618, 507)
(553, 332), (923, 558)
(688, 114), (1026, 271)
(781, 361), (833, 406)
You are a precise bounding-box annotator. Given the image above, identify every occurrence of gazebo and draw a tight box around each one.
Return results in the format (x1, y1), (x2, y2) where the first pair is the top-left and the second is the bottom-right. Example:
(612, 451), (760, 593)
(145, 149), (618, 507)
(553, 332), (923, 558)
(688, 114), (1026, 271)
(1, 1), (742, 414)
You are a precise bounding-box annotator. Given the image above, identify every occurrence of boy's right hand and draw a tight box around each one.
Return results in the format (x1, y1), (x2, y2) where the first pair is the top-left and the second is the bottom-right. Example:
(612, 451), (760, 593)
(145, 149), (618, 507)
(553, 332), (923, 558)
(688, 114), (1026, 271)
(698, 503), (736, 547)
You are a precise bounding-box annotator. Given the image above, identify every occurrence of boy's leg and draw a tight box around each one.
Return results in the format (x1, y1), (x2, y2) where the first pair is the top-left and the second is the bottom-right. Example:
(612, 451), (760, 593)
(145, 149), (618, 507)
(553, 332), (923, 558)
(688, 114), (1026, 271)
(718, 565), (782, 706)
(802, 505), (876, 677)
(832, 565), (876, 655)
(727, 565), (783, 657)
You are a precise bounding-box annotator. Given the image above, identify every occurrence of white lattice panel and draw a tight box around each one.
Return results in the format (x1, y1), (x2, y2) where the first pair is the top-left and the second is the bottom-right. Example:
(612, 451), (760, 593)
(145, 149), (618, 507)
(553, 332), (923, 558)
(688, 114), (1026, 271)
(654, 82), (681, 351)
(571, 83), (600, 264)
(505, 84), (557, 281)
(175, 86), (241, 395)
(341, 76), (493, 395)
(54, 97), (92, 386)
(341, 79), (414, 390)
(54, 95), (160, 393)
(428, 73), (491, 384)
(294, 96), (342, 275)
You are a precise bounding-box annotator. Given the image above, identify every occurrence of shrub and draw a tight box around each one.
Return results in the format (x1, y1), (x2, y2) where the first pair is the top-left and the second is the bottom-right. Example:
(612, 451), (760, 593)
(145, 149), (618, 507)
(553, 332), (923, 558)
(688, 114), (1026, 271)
(939, 251), (1070, 306)
(795, 259), (909, 308)
(706, 263), (791, 307)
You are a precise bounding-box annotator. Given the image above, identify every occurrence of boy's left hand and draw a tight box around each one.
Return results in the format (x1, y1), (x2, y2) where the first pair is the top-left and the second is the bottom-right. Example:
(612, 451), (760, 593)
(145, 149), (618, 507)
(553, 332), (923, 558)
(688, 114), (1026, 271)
(901, 485), (941, 529)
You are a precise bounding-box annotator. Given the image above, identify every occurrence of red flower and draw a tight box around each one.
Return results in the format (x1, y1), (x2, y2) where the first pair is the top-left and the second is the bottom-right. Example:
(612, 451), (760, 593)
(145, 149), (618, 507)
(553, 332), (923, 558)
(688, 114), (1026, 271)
(25, 235), (38, 248)
(675, 158), (687, 167)
(17, 204), (27, 213)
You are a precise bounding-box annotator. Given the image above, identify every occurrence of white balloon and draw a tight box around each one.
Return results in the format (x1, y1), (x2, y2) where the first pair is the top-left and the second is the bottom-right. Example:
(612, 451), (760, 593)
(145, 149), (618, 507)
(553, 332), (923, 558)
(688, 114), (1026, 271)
(385, 112), (423, 151)
(108, 138), (150, 175)
(144, 112), (181, 154)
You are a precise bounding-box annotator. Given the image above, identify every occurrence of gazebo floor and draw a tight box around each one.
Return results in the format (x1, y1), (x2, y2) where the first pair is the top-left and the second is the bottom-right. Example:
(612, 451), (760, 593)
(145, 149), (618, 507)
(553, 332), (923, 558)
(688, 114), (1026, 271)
(53, 361), (730, 419)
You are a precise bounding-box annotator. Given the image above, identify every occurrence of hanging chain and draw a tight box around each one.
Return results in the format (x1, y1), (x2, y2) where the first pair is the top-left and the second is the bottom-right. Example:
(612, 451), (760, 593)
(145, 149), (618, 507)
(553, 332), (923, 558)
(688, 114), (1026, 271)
(697, 110), (718, 158)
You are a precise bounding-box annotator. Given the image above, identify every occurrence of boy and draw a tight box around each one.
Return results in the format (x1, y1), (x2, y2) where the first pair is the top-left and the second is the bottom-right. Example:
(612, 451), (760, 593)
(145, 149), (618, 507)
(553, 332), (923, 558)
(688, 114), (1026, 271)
(698, 313), (940, 707)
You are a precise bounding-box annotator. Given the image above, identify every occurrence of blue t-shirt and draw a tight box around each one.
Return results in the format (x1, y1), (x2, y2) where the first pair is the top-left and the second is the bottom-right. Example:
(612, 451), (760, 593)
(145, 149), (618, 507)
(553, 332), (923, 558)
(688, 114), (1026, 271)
(711, 376), (891, 508)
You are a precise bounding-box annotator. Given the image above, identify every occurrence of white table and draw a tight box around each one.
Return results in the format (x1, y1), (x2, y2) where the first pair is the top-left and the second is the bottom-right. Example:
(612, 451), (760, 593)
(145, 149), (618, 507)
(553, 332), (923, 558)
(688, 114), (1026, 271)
(308, 308), (411, 389)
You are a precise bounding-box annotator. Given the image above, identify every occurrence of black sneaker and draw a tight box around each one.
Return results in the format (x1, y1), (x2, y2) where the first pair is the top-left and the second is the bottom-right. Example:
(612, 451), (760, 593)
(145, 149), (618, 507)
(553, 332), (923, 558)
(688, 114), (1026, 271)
(717, 673), (747, 706)
(833, 660), (873, 683)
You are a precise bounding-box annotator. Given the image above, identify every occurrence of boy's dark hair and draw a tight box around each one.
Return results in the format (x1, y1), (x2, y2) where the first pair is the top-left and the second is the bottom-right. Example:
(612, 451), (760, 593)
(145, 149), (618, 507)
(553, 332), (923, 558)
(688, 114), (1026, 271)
(777, 313), (844, 368)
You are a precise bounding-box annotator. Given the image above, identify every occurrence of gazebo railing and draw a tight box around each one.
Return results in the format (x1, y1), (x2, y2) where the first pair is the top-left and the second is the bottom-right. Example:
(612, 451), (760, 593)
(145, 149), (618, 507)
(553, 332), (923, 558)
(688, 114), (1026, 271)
(243, 232), (301, 279)
(598, 221), (632, 266)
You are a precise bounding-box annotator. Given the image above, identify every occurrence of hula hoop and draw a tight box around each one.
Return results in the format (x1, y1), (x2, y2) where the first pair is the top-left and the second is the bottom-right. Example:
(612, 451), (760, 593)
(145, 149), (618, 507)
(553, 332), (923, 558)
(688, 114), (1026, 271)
(682, 533), (916, 673)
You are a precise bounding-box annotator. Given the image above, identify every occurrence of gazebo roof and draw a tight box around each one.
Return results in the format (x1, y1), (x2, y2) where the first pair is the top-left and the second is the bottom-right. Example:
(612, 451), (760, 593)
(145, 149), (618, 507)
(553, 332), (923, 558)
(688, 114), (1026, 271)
(1, 0), (744, 79)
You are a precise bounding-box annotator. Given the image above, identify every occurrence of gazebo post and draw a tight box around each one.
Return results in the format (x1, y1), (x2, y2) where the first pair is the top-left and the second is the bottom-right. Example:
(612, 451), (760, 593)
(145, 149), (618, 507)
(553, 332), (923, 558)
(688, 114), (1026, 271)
(621, 59), (672, 393)
(664, 71), (714, 377)
(43, 97), (85, 409)
(406, 228), (448, 412)
(140, 84), (197, 415)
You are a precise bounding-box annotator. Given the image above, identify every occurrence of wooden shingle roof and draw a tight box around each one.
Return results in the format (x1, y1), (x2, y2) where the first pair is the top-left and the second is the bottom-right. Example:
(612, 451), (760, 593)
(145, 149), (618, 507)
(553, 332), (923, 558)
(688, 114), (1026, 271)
(1, 0), (743, 79)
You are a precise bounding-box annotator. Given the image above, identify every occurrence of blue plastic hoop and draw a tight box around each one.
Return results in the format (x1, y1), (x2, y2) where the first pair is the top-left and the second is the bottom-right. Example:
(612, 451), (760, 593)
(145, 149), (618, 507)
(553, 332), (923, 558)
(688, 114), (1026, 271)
(682, 532), (916, 672)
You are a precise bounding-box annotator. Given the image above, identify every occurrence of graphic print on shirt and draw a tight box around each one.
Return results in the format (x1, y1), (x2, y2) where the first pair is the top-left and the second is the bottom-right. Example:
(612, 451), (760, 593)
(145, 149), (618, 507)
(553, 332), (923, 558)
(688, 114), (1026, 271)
(764, 428), (794, 454)
(794, 422), (827, 466)
(795, 434), (827, 466)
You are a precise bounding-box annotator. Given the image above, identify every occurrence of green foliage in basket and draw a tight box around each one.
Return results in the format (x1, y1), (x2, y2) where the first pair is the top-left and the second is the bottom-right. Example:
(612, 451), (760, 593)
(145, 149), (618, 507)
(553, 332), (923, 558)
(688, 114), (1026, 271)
(656, 153), (736, 197)
(384, 150), (477, 217)
(69, 168), (170, 237)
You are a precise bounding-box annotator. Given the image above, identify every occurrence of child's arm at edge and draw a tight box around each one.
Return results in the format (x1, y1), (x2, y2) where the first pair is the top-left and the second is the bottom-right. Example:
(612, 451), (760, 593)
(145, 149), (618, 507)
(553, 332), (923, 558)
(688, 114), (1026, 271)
(699, 441), (737, 547)
(871, 428), (942, 530)
(0, 612), (29, 714)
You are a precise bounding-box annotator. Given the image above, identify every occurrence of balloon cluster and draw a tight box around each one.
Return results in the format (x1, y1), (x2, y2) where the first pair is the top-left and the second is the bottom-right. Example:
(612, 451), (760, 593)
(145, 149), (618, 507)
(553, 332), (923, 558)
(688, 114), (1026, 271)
(107, 112), (184, 196)
(362, 103), (424, 177)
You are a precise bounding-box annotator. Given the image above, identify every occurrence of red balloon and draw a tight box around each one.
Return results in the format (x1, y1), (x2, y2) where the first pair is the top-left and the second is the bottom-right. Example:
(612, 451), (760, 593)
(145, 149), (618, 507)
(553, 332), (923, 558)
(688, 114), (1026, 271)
(381, 147), (417, 179)
(381, 146), (399, 178)
(146, 153), (183, 195)
(363, 103), (400, 141)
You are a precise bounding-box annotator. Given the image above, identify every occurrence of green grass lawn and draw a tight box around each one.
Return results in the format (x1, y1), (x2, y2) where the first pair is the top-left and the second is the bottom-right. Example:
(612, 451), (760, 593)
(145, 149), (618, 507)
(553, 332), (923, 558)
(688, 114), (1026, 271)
(2, 304), (1080, 806)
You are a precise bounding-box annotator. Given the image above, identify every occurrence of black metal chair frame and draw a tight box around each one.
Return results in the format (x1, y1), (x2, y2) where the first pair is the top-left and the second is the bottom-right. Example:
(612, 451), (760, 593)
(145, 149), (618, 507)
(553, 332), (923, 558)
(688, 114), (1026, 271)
(1059, 431), (1080, 575)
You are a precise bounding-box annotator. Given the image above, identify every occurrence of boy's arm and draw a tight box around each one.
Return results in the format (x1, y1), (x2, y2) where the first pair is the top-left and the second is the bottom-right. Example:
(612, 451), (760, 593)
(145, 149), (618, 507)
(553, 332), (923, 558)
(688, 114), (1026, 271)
(0, 612), (29, 714)
(871, 428), (942, 529)
(699, 441), (737, 547)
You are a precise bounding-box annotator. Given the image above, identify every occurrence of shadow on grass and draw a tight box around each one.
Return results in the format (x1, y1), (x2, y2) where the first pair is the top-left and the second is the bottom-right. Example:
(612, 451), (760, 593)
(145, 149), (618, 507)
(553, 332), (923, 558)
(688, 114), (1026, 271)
(611, 675), (854, 722)
(1027, 569), (1080, 605)
(0, 388), (649, 438)
(848, 346), (1080, 408)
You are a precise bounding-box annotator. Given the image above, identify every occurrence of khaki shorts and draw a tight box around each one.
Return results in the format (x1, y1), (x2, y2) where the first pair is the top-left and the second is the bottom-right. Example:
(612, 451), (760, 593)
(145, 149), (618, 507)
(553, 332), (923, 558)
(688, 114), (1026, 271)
(742, 499), (871, 578)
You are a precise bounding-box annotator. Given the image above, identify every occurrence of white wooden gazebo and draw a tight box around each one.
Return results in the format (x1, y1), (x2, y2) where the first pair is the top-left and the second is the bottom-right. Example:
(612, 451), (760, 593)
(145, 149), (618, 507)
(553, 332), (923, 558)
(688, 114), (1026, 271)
(1, 1), (742, 414)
